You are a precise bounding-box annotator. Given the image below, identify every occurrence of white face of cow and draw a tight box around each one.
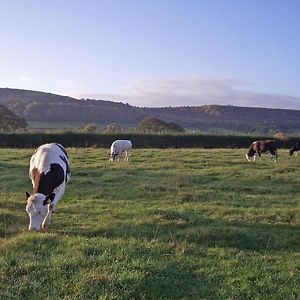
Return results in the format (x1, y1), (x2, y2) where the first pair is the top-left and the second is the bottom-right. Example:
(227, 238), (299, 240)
(26, 193), (49, 231)
(109, 153), (118, 161)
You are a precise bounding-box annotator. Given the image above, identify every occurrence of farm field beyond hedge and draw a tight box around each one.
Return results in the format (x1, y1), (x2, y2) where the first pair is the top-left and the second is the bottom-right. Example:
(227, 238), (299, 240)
(0, 148), (300, 299)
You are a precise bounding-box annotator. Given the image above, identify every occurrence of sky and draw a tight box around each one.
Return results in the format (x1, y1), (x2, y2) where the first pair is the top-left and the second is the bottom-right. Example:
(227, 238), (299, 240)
(0, 0), (300, 109)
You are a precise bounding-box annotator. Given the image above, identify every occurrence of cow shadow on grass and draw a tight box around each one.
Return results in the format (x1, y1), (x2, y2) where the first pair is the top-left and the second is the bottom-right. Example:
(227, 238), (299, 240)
(50, 210), (300, 299)
(8, 201), (299, 254)
(81, 250), (222, 299)
(3, 213), (297, 300)
(54, 208), (300, 254)
(3, 162), (300, 253)
(123, 262), (221, 299)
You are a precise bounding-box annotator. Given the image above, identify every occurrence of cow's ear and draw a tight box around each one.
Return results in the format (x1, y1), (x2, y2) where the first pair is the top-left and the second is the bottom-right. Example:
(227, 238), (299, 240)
(26, 192), (30, 199)
(43, 193), (55, 205)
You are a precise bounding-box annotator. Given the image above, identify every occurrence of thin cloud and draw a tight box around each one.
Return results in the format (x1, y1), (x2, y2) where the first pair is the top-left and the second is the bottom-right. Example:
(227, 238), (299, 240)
(19, 76), (35, 82)
(71, 78), (300, 110)
(55, 80), (85, 90)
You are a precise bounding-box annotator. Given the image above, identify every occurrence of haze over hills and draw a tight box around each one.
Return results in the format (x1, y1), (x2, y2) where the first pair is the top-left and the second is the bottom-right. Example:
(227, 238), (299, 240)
(1, 87), (300, 133)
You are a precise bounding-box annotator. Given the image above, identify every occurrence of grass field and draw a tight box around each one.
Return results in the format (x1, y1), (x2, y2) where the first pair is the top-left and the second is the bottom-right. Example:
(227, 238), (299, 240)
(0, 148), (300, 299)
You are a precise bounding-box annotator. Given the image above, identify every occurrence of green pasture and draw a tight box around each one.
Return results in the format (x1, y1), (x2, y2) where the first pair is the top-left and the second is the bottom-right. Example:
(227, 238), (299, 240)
(0, 148), (299, 299)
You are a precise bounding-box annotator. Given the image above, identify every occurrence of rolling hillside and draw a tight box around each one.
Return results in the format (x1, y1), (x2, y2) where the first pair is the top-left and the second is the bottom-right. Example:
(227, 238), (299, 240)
(0, 103), (27, 132)
(1, 88), (300, 133)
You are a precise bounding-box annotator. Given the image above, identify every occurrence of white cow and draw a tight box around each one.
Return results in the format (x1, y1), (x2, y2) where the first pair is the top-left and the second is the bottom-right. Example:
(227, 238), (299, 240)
(109, 140), (132, 161)
(26, 143), (70, 231)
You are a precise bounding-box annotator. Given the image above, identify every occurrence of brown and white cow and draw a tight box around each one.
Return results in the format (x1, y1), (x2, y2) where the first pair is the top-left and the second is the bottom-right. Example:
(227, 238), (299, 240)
(289, 141), (300, 156)
(26, 143), (70, 231)
(245, 140), (278, 162)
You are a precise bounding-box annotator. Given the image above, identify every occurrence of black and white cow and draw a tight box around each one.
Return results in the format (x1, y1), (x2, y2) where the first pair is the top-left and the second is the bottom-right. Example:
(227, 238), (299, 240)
(289, 141), (300, 156)
(26, 143), (70, 231)
(245, 140), (278, 162)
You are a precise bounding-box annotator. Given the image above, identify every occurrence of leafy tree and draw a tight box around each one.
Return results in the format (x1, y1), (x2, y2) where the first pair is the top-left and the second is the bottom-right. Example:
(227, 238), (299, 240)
(82, 124), (97, 133)
(137, 117), (185, 133)
(273, 131), (288, 141)
(166, 122), (185, 133)
(104, 123), (121, 133)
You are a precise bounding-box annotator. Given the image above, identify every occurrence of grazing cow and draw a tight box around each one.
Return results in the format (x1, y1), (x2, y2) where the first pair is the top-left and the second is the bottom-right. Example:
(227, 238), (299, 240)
(245, 140), (278, 162)
(26, 143), (70, 231)
(289, 141), (300, 156)
(109, 140), (132, 161)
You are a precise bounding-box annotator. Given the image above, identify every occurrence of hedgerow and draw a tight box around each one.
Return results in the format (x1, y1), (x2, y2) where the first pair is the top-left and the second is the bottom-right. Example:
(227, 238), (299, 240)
(0, 133), (296, 148)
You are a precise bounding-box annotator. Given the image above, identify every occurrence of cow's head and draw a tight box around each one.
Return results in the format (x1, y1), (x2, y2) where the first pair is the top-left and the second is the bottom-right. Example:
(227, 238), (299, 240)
(109, 153), (118, 161)
(245, 148), (256, 161)
(26, 192), (55, 231)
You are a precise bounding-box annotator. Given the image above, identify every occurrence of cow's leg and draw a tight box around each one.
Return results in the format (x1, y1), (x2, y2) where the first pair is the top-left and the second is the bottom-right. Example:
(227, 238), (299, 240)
(127, 149), (131, 160)
(270, 150), (278, 162)
(274, 150), (278, 162)
(296, 151), (298, 156)
(124, 150), (129, 161)
(42, 187), (65, 229)
(256, 151), (263, 160)
(42, 205), (54, 230)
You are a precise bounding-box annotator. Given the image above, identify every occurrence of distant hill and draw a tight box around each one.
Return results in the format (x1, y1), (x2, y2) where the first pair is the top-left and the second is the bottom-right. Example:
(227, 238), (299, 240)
(0, 103), (27, 132)
(1, 87), (300, 133)
(0, 88), (144, 124)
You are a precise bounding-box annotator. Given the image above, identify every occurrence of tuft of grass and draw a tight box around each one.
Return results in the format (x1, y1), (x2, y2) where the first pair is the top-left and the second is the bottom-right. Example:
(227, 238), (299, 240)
(0, 148), (300, 299)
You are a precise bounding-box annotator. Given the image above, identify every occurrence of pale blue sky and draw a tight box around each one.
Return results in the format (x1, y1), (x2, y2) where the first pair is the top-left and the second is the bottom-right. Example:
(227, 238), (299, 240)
(1, 0), (299, 108)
